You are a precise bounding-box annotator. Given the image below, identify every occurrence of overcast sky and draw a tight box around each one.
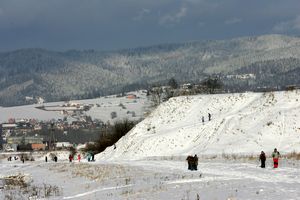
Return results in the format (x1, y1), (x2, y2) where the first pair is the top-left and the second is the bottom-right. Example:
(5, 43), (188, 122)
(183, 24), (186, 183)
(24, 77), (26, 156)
(0, 0), (300, 51)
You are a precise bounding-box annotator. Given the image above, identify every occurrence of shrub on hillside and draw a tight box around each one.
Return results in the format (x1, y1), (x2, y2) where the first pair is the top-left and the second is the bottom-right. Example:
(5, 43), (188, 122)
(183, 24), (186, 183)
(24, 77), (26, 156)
(111, 112), (117, 119)
(83, 119), (136, 154)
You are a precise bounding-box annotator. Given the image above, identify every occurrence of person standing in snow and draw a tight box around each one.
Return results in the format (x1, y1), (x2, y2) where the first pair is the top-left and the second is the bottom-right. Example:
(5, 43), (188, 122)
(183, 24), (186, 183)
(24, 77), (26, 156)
(208, 113), (211, 121)
(45, 156), (48, 162)
(186, 155), (193, 170)
(69, 154), (73, 162)
(21, 155), (25, 163)
(194, 154), (198, 170)
(272, 148), (280, 168)
(201, 116), (205, 124)
(259, 151), (266, 168)
(77, 154), (81, 162)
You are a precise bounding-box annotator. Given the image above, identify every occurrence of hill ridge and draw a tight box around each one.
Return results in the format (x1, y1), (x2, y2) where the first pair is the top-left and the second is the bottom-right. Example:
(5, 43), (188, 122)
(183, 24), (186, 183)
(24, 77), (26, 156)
(1, 34), (300, 106)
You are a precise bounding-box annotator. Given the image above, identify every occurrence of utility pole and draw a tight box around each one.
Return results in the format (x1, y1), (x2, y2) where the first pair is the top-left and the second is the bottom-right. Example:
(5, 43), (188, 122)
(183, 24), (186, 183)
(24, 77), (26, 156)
(50, 122), (55, 150)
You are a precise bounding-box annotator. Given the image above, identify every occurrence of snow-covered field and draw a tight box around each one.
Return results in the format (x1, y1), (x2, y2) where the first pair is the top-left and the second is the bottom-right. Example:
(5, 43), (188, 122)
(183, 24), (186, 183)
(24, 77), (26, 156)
(0, 90), (149, 123)
(1, 90), (300, 199)
(1, 155), (300, 200)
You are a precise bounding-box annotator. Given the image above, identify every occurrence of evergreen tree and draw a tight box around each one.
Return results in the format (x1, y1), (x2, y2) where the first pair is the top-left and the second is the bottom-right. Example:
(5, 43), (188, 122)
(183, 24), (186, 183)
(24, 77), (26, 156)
(168, 78), (178, 89)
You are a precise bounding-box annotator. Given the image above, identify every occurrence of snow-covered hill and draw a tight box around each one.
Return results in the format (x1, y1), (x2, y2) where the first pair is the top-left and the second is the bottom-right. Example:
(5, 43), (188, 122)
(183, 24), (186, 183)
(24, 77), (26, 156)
(2, 34), (300, 106)
(98, 90), (300, 160)
(0, 90), (149, 123)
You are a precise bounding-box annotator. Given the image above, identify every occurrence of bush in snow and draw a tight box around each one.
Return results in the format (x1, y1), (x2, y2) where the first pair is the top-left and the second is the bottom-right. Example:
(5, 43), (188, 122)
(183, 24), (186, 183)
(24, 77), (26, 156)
(83, 119), (137, 154)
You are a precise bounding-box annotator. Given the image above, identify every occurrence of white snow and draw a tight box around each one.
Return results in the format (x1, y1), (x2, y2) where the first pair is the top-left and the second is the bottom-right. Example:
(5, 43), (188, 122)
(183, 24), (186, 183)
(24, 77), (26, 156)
(1, 156), (300, 200)
(2, 90), (300, 199)
(0, 90), (149, 123)
(98, 90), (300, 160)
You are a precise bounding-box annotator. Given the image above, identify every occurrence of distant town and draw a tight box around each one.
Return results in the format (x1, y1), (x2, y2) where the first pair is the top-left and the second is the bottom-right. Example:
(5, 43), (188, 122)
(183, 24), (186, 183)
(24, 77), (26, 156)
(0, 92), (143, 152)
(0, 116), (106, 152)
(1, 79), (298, 153)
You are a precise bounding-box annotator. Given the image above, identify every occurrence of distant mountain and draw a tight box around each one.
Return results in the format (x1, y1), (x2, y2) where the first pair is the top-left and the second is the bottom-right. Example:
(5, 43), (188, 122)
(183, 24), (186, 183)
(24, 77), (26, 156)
(1, 34), (300, 106)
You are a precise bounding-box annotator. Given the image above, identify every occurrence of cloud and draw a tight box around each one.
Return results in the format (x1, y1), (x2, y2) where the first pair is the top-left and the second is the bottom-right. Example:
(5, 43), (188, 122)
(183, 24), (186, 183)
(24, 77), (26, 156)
(225, 18), (242, 25)
(293, 16), (300, 30)
(133, 8), (151, 21)
(197, 21), (205, 27)
(0, 0), (300, 51)
(159, 5), (187, 26)
(273, 15), (300, 33)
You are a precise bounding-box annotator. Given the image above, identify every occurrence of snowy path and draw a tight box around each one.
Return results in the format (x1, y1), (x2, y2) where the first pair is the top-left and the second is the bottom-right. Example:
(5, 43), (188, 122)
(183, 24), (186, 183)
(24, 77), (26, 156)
(1, 158), (300, 200)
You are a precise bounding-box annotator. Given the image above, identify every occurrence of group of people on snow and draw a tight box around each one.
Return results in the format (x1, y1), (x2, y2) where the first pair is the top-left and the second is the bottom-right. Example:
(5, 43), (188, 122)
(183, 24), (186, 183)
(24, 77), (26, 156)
(7, 155), (26, 163)
(186, 154), (198, 171)
(44, 153), (92, 163)
(201, 113), (212, 123)
(187, 148), (281, 171)
(259, 148), (281, 168)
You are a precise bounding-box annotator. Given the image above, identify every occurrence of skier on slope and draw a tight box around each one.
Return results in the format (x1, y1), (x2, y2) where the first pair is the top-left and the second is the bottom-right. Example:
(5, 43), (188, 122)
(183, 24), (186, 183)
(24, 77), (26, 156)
(259, 151), (266, 168)
(272, 148), (280, 168)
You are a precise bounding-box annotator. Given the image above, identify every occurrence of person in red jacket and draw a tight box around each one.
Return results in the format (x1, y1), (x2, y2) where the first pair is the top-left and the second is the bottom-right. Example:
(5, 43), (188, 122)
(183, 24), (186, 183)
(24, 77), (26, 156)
(272, 148), (280, 168)
(77, 154), (81, 162)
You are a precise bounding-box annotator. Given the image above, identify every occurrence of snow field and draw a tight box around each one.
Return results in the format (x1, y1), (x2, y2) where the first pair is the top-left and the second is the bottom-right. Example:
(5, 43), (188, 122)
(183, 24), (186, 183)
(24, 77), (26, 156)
(0, 90), (149, 123)
(1, 157), (300, 200)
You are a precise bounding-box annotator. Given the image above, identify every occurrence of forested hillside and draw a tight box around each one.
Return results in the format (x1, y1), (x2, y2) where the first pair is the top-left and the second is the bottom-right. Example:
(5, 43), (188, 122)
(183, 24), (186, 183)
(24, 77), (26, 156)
(1, 34), (300, 106)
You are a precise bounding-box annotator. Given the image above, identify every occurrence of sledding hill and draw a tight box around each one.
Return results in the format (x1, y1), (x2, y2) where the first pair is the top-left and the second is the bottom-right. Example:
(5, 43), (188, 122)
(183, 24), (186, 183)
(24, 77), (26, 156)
(98, 90), (300, 160)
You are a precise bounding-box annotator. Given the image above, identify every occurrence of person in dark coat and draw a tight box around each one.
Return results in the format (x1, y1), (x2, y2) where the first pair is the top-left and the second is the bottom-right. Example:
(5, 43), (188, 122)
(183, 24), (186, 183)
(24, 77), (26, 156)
(186, 155), (193, 170)
(21, 155), (25, 163)
(259, 151), (266, 168)
(186, 155), (199, 170)
(193, 154), (198, 170)
(45, 156), (48, 162)
(208, 113), (211, 121)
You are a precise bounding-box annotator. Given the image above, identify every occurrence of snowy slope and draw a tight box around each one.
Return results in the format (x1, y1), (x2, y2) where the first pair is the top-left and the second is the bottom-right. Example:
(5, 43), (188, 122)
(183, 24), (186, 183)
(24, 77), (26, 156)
(0, 90), (149, 123)
(98, 90), (300, 160)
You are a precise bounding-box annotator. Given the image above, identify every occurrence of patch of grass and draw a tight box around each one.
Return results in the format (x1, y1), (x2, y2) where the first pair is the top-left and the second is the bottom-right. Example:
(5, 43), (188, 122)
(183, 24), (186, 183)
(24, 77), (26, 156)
(285, 151), (300, 160)
(1, 173), (62, 199)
